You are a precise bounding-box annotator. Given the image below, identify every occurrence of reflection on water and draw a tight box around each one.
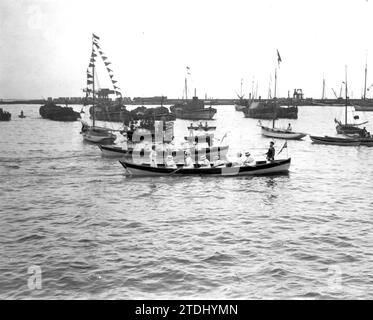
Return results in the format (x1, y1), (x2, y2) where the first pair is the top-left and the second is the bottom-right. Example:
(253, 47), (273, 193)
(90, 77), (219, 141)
(0, 104), (372, 299)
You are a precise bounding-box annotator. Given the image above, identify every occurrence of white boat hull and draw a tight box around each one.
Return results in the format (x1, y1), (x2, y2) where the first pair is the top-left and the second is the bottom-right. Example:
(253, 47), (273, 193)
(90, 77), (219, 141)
(261, 127), (307, 140)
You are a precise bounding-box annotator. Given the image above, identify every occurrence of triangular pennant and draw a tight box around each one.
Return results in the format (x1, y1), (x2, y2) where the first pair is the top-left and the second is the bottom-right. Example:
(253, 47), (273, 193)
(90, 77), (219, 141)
(104, 62), (112, 66)
(91, 53), (97, 57)
(113, 86), (120, 90)
(87, 80), (94, 85)
(107, 68), (113, 73)
(92, 33), (100, 40)
(102, 56), (108, 61)
(90, 58), (95, 63)
(109, 74), (114, 79)
(112, 80), (118, 84)
(115, 91), (122, 96)
(93, 42), (100, 49)
(89, 63), (94, 67)
(98, 50), (104, 55)
(87, 74), (93, 78)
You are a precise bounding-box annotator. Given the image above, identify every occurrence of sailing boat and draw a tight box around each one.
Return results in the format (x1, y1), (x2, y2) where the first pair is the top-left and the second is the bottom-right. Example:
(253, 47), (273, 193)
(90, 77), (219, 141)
(258, 60), (306, 140)
(81, 34), (117, 144)
(335, 66), (367, 134)
(170, 67), (217, 120)
(354, 58), (373, 111)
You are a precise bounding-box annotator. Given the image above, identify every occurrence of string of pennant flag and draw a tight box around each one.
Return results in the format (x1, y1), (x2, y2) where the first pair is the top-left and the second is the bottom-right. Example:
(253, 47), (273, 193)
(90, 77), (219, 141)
(86, 33), (122, 97)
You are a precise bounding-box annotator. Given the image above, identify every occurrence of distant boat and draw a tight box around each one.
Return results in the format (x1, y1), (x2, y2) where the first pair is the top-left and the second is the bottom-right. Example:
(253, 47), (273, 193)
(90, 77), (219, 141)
(18, 110), (26, 118)
(187, 123), (216, 131)
(0, 108), (11, 121)
(39, 102), (80, 121)
(259, 123), (307, 140)
(354, 102), (373, 112)
(119, 158), (291, 177)
(335, 66), (367, 134)
(310, 135), (360, 146)
(170, 76), (216, 120)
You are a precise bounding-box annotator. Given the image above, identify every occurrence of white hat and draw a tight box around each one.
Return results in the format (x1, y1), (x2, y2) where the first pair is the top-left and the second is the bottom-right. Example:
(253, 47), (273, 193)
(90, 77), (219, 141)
(245, 151), (251, 156)
(214, 155), (220, 160)
(167, 155), (173, 159)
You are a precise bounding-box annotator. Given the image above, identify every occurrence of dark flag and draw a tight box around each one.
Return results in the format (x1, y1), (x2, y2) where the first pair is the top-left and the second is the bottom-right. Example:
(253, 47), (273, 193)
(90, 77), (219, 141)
(186, 66), (190, 75)
(102, 56), (108, 61)
(104, 62), (112, 66)
(92, 33), (100, 40)
(112, 80), (118, 84)
(87, 80), (93, 85)
(89, 63), (94, 67)
(277, 49), (282, 66)
(90, 58), (95, 63)
(109, 74), (114, 79)
(91, 53), (97, 57)
(107, 68), (113, 73)
(277, 141), (287, 155)
(93, 42), (100, 49)
(87, 74), (93, 78)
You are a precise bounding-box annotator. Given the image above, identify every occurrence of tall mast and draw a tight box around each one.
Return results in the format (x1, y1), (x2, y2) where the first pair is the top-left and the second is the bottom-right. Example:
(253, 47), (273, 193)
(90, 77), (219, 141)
(345, 65), (348, 125)
(185, 77), (188, 100)
(364, 60), (367, 100)
(92, 35), (96, 127)
(240, 78), (243, 97)
(322, 76), (325, 100)
(274, 68), (277, 99)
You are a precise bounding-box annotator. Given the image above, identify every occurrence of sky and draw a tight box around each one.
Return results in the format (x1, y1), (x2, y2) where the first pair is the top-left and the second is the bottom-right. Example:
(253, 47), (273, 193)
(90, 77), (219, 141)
(1, 0), (373, 100)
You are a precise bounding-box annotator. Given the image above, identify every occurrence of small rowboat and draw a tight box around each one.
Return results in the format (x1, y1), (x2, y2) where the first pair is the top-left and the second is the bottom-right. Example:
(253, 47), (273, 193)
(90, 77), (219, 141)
(187, 125), (216, 131)
(119, 158), (291, 177)
(310, 135), (361, 146)
(260, 125), (307, 140)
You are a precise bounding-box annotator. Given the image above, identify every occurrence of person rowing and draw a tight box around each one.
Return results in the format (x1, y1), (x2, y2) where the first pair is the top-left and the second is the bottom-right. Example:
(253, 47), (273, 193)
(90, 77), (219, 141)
(212, 155), (225, 167)
(243, 151), (255, 166)
(199, 155), (210, 167)
(165, 155), (177, 168)
(184, 150), (194, 168)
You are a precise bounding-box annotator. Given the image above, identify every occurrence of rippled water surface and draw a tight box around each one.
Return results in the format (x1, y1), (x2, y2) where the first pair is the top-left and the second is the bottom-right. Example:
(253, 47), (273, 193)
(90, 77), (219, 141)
(0, 104), (372, 299)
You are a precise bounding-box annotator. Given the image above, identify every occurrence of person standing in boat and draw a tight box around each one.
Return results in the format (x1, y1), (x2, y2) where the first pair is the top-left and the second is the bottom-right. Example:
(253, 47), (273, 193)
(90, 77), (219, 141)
(287, 123), (292, 132)
(243, 152), (255, 166)
(149, 145), (157, 167)
(266, 142), (275, 162)
(184, 150), (194, 168)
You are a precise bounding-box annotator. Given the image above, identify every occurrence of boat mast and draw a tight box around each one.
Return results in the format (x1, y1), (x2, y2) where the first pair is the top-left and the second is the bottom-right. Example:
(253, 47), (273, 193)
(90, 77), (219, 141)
(274, 68), (277, 99)
(345, 65), (348, 125)
(92, 35), (96, 127)
(322, 75), (325, 100)
(364, 59), (367, 100)
(185, 77), (188, 100)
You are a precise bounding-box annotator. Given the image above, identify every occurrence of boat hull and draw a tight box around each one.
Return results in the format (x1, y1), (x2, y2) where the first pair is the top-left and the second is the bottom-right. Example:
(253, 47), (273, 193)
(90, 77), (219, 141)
(119, 158), (291, 177)
(172, 108), (217, 120)
(310, 135), (360, 146)
(261, 126), (307, 140)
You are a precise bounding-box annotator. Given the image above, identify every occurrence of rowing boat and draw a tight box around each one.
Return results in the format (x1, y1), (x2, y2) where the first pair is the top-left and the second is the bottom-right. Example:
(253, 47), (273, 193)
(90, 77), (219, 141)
(260, 125), (307, 140)
(310, 135), (360, 146)
(119, 158), (291, 177)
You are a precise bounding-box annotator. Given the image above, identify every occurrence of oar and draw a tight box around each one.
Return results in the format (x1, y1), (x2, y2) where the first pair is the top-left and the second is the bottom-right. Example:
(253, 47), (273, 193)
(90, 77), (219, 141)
(169, 166), (184, 175)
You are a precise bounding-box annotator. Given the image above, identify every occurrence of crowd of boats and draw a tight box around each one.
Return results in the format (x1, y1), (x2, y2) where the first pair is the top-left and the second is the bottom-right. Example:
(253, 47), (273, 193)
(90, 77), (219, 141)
(2, 34), (373, 177)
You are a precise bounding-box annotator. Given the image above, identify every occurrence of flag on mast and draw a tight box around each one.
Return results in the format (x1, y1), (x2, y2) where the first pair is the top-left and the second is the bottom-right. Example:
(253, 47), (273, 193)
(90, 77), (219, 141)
(186, 66), (190, 75)
(277, 141), (287, 155)
(277, 49), (282, 67)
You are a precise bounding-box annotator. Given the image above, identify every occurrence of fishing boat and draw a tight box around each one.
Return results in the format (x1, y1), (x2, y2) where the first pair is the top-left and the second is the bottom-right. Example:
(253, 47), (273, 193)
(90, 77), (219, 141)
(81, 34), (118, 144)
(310, 135), (361, 146)
(0, 108), (11, 121)
(39, 102), (80, 121)
(335, 66), (367, 135)
(119, 158), (291, 177)
(99, 144), (229, 162)
(354, 59), (373, 111)
(170, 72), (217, 120)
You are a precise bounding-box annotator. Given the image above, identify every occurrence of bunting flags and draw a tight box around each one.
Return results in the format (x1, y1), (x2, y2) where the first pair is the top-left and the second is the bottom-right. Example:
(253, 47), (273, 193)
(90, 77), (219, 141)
(186, 66), (190, 75)
(86, 33), (122, 97)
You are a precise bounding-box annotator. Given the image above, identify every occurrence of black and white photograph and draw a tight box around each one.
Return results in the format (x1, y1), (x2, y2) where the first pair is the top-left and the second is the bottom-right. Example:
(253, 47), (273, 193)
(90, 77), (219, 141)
(0, 0), (372, 306)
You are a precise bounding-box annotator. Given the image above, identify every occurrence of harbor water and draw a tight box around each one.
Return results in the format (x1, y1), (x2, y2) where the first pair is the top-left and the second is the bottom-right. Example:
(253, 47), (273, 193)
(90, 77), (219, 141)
(0, 104), (372, 299)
